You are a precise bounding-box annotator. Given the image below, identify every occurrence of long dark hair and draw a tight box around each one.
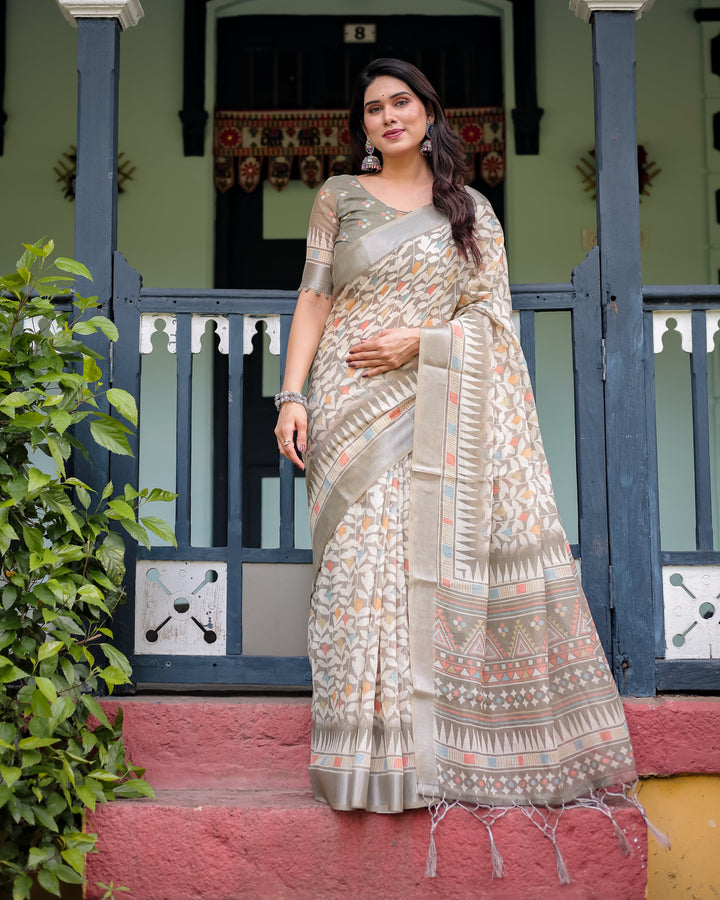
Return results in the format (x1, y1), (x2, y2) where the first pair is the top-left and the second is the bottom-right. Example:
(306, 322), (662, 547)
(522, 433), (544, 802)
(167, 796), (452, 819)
(348, 58), (480, 266)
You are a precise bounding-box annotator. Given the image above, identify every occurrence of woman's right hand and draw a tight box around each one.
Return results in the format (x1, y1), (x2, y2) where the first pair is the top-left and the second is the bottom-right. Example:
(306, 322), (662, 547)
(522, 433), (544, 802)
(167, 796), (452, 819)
(274, 401), (308, 471)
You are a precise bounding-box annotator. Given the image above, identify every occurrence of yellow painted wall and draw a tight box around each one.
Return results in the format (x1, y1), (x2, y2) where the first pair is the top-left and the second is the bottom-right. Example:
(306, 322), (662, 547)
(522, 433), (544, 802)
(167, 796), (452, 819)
(638, 776), (720, 898)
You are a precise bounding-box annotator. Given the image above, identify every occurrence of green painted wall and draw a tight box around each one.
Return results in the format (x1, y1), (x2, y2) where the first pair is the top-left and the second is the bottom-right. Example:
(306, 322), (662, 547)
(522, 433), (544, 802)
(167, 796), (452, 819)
(1, 0), (709, 286)
(0, 0), (716, 554)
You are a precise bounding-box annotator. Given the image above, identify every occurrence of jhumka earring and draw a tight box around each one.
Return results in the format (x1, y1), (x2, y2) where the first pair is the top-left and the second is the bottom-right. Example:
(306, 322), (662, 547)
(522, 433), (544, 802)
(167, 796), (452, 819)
(420, 122), (433, 158)
(361, 138), (382, 173)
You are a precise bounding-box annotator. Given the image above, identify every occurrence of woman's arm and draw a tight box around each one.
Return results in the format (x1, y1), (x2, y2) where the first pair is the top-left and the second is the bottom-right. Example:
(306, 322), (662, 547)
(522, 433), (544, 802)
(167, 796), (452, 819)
(274, 288), (333, 471)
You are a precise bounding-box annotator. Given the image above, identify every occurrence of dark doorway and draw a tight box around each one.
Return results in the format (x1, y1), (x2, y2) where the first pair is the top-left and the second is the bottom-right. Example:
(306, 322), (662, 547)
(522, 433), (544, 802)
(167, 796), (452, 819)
(214, 14), (505, 291)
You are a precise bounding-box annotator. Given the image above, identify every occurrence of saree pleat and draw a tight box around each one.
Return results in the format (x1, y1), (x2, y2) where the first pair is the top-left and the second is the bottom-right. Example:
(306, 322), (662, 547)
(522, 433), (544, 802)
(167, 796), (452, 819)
(308, 457), (424, 812)
(302, 175), (636, 813)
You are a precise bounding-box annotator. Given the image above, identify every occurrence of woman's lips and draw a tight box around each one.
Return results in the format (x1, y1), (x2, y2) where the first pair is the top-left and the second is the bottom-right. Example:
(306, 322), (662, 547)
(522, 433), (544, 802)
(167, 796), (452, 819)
(383, 129), (405, 139)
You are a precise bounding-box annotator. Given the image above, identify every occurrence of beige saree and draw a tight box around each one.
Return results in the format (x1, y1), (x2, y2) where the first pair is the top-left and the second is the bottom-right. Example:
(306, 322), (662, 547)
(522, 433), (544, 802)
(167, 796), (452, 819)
(301, 175), (636, 820)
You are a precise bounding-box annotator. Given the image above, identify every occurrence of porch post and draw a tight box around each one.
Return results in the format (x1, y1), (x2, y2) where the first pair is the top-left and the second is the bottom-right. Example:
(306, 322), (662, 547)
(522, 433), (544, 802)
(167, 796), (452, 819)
(571, 0), (655, 695)
(55, 0), (143, 489)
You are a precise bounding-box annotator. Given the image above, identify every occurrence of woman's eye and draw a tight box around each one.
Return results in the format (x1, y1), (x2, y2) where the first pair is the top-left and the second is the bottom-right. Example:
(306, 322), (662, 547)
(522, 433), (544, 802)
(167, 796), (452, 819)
(395, 99), (409, 107)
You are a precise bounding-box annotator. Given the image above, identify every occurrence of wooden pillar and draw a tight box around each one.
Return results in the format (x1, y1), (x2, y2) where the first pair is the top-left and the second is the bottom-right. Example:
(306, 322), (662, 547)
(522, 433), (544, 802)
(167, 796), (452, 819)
(56, 0), (144, 489)
(572, 0), (655, 695)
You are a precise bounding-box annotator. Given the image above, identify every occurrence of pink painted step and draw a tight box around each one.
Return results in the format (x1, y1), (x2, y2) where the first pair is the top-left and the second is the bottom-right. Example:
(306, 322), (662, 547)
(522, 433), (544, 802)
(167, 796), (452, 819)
(102, 696), (313, 790)
(104, 696), (720, 789)
(85, 789), (647, 900)
(83, 697), (661, 900)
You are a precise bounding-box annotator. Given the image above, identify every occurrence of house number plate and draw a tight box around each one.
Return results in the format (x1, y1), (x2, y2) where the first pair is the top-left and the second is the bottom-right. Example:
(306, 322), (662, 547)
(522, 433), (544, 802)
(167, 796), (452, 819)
(344, 24), (376, 43)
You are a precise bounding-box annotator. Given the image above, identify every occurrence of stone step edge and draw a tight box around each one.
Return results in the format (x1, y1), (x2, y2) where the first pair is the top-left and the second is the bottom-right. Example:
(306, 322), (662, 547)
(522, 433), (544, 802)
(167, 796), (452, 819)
(84, 796), (648, 900)
(101, 695), (720, 777)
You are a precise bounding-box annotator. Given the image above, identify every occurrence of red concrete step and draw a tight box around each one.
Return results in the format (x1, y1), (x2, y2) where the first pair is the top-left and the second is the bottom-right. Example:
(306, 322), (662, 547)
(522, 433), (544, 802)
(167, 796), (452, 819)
(102, 696), (313, 790)
(104, 696), (720, 790)
(90, 696), (720, 898)
(85, 788), (647, 900)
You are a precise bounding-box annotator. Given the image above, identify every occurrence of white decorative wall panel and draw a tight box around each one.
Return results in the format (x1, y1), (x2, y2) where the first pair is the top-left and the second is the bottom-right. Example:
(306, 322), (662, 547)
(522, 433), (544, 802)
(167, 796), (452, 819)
(663, 566), (720, 659)
(134, 561), (227, 655)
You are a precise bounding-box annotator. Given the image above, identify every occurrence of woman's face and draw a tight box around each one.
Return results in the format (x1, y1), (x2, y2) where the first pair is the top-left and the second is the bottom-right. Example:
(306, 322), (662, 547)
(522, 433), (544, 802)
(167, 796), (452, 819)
(362, 75), (430, 160)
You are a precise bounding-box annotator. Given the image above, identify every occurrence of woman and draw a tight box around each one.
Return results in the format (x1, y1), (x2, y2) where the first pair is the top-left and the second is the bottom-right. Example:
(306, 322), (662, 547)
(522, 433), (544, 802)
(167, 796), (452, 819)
(274, 58), (637, 845)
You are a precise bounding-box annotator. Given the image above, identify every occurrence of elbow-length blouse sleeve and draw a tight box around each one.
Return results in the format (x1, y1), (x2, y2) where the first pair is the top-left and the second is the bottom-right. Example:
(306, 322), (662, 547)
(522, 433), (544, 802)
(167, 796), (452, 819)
(299, 180), (340, 299)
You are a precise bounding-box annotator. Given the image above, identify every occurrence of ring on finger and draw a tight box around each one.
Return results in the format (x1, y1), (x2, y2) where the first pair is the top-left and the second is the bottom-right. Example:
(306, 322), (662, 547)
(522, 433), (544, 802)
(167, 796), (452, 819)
(282, 439), (293, 446)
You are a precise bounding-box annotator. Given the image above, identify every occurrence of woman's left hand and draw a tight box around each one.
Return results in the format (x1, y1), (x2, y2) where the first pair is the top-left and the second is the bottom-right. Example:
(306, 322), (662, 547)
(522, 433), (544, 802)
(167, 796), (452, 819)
(346, 327), (421, 377)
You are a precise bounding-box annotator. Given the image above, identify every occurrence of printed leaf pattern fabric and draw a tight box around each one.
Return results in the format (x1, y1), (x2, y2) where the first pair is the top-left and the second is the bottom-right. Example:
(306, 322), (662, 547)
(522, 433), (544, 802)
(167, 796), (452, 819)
(302, 175), (636, 812)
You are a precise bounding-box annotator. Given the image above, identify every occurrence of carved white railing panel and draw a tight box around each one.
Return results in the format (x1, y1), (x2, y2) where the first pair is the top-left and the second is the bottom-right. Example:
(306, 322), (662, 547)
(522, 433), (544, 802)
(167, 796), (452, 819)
(140, 314), (176, 354)
(243, 315), (281, 356)
(652, 309), (720, 354)
(708, 310), (720, 353)
(192, 315), (229, 355)
(652, 310), (692, 354)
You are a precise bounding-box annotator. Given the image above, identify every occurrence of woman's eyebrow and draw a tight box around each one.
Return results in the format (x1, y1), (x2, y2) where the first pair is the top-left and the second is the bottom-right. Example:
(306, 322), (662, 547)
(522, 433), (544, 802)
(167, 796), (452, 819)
(364, 91), (412, 108)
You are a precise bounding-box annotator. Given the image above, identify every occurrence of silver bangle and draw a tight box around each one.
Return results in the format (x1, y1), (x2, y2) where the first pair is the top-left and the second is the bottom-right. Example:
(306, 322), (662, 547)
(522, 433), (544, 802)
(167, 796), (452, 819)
(274, 390), (308, 412)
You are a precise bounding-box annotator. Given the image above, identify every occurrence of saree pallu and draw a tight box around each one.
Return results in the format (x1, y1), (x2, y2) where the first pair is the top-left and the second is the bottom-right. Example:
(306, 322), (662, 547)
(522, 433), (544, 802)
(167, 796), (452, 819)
(304, 191), (636, 815)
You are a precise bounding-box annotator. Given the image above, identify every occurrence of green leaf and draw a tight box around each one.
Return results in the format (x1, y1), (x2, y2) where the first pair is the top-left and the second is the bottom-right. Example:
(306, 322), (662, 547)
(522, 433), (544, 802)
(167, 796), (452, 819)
(22, 524), (45, 554)
(83, 355), (103, 384)
(38, 640), (64, 662)
(61, 847), (86, 875)
(100, 664), (130, 691)
(18, 736), (58, 749)
(12, 873), (32, 900)
(107, 498), (136, 520)
(35, 675), (57, 704)
(0, 764), (21, 786)
(101, 481), (114, 501)
(1, 389), (38, 408)
(140, 516), (177, 547)
(36, 868), (61, 897)
(90, 417), (133, 456)
(0, 721), (17, 744)
(80, 693), (110, 727)
(59, 503), (83, 538)
(16, 247), (34, 270)
(54, 256), (92, 281)
(100, 643), (132, 677)
(75, 484), (91, 508)
(53, 863), (85, 885)
(49, 407), (73, 434)
(119, 517), (151, 549)
(28, 846), (55, 868)
(35, 675), (58, 705)
(107, 387), (137, 425)
(74, 783), (96, 810)
(88, 315), (119, 341)
(87, 770), (120, 782)
(72, 321), (99, 335)
(46, 434), (67, 476)
(77, 584), (110, 613)
(31, 688), (51, 719)
(0, 665), (27, 683)
(50, 695), (75, 728)
(144, 488), (178, 503)
(113, 777), (156, 799)
(21, 240), (44, 258)
(33, 804), (59, 832)
(73, 293), (100, 311)
(27, 467), (52, 493)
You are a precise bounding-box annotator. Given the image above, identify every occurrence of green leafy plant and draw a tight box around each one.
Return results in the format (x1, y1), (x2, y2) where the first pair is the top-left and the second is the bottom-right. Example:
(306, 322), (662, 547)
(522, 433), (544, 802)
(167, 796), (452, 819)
(0, 240), (176, 898)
